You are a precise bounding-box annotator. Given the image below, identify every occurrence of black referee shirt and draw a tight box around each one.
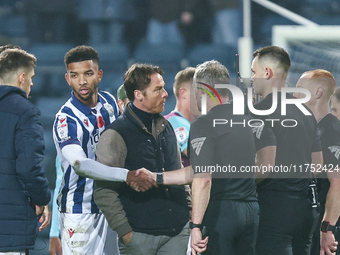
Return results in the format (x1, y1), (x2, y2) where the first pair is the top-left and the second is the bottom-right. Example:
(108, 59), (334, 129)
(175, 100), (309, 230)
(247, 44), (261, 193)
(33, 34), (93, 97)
(251, 92), (322, 192)
(317, 113), (340, 203)
(189, 103), (257, 201)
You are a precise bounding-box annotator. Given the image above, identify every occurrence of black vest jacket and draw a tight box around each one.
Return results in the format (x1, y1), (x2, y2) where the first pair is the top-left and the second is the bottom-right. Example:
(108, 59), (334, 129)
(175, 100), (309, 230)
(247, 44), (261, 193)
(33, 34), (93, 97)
(106, 104), (189, 236)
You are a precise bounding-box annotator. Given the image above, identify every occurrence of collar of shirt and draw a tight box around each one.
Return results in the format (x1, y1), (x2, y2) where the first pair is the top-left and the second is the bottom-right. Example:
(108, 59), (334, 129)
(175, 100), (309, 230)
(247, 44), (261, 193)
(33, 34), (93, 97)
(70, 91), (103, 116)
(130, 102), (159, 132)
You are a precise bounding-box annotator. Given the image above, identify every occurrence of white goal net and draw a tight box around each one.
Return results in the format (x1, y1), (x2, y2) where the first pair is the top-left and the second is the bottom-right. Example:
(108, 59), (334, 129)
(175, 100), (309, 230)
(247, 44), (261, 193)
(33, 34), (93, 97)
(272, 25), (340, 86)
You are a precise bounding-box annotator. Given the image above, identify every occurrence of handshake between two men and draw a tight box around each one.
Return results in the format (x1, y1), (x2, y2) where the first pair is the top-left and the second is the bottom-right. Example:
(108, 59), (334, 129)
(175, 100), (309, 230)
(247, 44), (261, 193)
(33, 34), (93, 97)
(126, 166), (192, 192)
(72, 158), (191, 192)
(126, 168), (159, 192)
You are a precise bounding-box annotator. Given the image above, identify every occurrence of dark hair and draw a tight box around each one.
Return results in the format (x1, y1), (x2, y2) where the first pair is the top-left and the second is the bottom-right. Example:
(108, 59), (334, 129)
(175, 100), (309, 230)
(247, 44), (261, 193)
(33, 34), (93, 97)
(64, 45), (99, 68)
(0, 48), (36, 80)
(0, 44), (21, 54)
(173, 67), (195, 98)
(253, 46), (291, 75)
(123, 63), (163, 101)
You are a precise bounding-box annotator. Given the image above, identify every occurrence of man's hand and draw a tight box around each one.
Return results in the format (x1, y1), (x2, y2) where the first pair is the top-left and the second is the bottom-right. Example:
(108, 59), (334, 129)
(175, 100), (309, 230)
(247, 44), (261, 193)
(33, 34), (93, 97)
(49, 236), (62, 255)
(321, 231), (338, 255)
(126, 168), (157, 192)
(37, 204), (51, 231)
(191, 228), (208, 254)
(122, 231), (134, 245)
(35, 205), (45, 216)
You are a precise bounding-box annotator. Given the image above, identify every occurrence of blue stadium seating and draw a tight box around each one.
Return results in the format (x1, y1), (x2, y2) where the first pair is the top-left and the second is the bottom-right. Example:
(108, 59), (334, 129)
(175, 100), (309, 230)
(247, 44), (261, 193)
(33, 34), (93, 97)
(186, 43), (237, 76)
(92, 43), (130, 72)
(134, 41), (185, 71)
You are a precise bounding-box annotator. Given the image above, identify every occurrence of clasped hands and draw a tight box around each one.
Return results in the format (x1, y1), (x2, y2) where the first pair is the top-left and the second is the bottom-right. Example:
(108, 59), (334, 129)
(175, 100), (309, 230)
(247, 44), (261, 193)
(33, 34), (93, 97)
(126, 168), (157, 192)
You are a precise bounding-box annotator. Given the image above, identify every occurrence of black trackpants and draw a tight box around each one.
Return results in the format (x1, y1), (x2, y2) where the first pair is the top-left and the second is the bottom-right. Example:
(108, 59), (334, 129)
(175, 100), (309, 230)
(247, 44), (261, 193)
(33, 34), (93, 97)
(256, 190), (318, 255)
(202, 199), (259, 255)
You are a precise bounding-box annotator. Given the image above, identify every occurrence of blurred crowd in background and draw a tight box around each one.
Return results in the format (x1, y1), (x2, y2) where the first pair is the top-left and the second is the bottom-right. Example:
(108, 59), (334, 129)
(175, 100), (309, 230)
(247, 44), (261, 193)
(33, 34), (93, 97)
(0, 0), (339, 190)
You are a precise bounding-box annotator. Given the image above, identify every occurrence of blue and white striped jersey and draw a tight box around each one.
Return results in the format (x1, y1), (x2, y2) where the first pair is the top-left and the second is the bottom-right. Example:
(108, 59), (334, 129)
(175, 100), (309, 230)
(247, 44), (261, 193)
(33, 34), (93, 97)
(53, 91), (119, 214)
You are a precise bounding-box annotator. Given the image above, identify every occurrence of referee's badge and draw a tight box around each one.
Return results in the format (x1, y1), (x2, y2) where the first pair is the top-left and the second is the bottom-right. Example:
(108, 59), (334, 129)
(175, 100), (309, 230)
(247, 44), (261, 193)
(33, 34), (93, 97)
(103, 103), (114, 117)
(191, 137), (206, 156)
(251, 122), (264, 139)
(328, 145), (340, 160)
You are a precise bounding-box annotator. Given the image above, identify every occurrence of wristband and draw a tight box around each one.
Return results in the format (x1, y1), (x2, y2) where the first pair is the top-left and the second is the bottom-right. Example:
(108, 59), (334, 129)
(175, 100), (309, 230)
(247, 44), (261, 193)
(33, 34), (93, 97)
(156, 172), (163, 185)
(189, 222), (202, 230)
(320, 221), (336, 233)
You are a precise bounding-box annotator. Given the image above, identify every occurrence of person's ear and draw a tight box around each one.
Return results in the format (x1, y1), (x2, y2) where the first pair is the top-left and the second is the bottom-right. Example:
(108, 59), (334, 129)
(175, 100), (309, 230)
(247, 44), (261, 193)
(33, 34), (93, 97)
(65, 73), (71, 86)
(179, 87), (188, 99)
(134, 90), (144, 101)
(315, 87), (323, 99)
(98, 69), (103, 82)
(264, 67), (273, 80)
(18, 72), (25, 86)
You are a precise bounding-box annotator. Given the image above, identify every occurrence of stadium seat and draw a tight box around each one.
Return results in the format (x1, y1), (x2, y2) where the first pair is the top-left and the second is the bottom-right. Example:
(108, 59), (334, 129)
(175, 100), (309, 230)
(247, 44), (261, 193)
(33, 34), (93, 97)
(92, 43), (130, 72)
(133, 41), (185, 71)
(99, 71), (124, 96)
(29, 43), (74, 69)
(35, 96), (69, 128)
(186, 43), (237, 76)
(0, 15), (27, 38)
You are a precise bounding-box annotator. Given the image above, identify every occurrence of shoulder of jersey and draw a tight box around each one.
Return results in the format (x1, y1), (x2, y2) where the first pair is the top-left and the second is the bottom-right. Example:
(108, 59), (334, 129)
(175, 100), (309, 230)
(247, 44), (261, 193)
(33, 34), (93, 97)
(99, 90), (117, 102)
(323, 114), (340, 133)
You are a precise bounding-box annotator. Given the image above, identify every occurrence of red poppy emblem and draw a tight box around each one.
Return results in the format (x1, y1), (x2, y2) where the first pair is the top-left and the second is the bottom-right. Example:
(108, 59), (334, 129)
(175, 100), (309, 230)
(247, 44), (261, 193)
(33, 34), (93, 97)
(97, 116), (105, 128)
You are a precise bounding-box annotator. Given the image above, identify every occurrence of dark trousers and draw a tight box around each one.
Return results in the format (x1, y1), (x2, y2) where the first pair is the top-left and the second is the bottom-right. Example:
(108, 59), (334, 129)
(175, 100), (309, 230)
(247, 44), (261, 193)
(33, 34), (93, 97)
(203, 200), (259, 255)
(256, 190), (318, 255)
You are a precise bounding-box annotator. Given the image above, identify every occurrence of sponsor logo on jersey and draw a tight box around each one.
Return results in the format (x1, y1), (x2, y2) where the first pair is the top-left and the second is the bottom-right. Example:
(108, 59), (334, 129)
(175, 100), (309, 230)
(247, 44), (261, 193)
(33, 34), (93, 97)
(84, 118), (89, 127)
(68, 228), (75, 238)
(57, 117), (68, 141)
(191, 137), (206, 156)
(328, 145), (340, 160)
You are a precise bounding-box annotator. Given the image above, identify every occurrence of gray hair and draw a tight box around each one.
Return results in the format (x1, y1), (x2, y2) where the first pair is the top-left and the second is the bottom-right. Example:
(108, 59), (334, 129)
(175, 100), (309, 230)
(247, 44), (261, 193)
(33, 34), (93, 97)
(194, 60), (230, 97)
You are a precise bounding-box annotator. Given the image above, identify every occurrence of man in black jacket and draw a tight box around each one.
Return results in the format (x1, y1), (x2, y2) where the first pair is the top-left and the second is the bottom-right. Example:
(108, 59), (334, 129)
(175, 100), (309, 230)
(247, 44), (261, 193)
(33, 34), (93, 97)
(0, 48), (51, 253)
(94, 63), (189, 255)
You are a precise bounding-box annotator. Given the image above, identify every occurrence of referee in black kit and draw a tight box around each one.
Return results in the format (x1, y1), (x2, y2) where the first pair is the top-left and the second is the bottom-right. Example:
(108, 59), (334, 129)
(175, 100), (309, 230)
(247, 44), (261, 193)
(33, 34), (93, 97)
(250, 46), (323, 255)
(189, 60), (259, 255)
(294, 69), (340, 255)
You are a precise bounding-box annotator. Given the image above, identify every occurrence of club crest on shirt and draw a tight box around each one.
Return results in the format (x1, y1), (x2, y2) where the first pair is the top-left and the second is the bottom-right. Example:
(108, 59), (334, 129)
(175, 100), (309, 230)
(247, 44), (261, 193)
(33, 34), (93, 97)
(103, 103), (115, 117)
(328, 145), (340, 160)
(191, 137), (206, 156)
